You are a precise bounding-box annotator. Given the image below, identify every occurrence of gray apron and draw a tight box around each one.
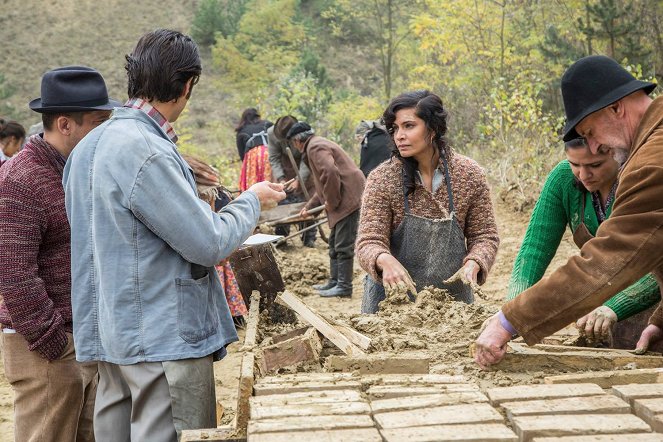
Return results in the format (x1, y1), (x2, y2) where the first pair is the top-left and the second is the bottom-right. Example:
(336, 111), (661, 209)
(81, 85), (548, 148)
(361, 156), (474, 313)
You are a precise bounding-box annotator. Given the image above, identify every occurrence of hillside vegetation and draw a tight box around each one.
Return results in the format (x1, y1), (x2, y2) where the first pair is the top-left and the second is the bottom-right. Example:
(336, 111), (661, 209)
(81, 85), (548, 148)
(3, 0), (663, 205)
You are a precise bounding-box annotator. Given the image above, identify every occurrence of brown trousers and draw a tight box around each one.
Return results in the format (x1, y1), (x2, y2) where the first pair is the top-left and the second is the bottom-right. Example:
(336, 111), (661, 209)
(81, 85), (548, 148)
(1, 331), (98, 442)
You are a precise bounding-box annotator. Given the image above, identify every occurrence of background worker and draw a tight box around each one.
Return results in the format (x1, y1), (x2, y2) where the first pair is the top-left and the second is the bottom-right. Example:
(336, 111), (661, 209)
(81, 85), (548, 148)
(507, 137), (660, 347)
(356, 119), (390, 177)
(356, 90), (499, 313)
(0, 118), (25, 164)
(289, 122), (366, 298)
(236, 107), (272, 191)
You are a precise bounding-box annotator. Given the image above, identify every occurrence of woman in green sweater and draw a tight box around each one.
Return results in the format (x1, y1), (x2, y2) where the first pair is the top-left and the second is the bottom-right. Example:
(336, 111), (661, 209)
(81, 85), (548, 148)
(507, 138), (660, 346)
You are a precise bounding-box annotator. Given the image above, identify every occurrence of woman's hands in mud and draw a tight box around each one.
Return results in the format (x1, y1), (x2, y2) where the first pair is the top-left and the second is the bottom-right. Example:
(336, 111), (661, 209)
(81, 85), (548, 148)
(376, 253), (417, 296)
(444, 260), (481, 289)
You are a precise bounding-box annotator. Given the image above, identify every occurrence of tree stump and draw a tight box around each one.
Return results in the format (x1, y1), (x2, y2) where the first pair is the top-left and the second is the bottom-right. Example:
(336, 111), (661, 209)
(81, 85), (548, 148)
(229, 243), (296, 323)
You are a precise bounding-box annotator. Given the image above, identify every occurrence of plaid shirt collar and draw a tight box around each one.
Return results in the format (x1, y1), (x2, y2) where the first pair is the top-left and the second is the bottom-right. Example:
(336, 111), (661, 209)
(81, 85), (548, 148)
(124, 98), (178, 143)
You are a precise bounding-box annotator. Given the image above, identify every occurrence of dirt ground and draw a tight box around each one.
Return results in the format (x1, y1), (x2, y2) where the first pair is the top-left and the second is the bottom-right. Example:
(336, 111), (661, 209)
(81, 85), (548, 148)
(0, 199), (578, 440)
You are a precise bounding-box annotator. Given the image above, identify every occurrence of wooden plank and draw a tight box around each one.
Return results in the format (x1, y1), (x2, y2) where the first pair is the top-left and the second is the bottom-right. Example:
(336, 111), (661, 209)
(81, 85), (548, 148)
(380, 423), (518, 442)
(241, 290), (261, 350)
(501, 395), (630, 419)
(634, 398), (663, 432)
(512, 414), (652, 442)
(181, 425), (240, 442)
(250, 428), (382, 442)
(545, 368), (663, 388)
(233, 352), (255, 437)
(256, 372), (465, 386)
(497, 343), (663, 372)
(368, 384), (479, 400)
(532, 435), (663, 442)
(248, 414), (375, 434)
(328, 317), (372, 351)
(255, 327), (322, 375)
(250, 389), (363, 407)
(371, 391), (489, 414)
(612, 383), (663, 405)
(253, 380), (363, 396)
(250, 400), (371, 420)
(325, 353), (429, 374)
(487, 383), (604, 405)
(374, 403), (504, 429)
(276, 291), (365, 356)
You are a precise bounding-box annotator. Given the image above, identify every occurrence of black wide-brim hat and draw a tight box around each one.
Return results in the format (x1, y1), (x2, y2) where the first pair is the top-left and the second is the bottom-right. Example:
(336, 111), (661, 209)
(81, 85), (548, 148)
(562, 55), (656, 141)
(29, 66), (121, 113)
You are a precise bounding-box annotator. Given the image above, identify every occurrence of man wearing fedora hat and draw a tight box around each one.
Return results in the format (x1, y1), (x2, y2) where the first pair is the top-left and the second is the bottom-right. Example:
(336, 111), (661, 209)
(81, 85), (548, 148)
(0, 65), (118, 442)
(473, 55), (663, 369)
(63, 29), (285, 441)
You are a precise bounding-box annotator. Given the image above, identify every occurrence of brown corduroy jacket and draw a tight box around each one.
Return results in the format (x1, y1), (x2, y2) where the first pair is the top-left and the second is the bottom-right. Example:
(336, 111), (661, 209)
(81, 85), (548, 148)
(503, 96), (663, 344)
(302, 135), (365, 229)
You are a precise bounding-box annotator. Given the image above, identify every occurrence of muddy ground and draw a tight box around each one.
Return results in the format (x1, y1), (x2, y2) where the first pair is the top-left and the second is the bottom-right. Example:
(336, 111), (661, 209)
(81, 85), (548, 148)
(0, 200), (578, 439)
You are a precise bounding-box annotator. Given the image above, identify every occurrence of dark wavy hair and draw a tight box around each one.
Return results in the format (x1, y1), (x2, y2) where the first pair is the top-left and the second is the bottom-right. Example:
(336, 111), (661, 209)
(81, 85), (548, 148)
(126, 29), (201, 103)
(0, 118), (26, 142)
(235, 108), (262, 132)
(382, 90), (450, 196)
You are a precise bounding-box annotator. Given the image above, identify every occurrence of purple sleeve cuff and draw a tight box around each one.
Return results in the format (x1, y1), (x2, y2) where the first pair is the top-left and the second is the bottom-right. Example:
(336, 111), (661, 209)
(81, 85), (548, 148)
(498, 311), (518, 336)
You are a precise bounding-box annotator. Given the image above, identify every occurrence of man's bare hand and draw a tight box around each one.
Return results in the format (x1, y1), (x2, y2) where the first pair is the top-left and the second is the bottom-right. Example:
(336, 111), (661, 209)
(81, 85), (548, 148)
(576, 306), (617, 342)
(248, 181), (286, 210)
(635, 324), (663, 354)
(474, 313), (512, 370)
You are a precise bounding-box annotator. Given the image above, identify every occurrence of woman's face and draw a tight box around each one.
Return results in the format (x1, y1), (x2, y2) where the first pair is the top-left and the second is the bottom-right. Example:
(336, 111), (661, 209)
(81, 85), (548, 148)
(392, 108), (433, 158)
(1, 136), (23, 157)
(566, 146), (620, 193)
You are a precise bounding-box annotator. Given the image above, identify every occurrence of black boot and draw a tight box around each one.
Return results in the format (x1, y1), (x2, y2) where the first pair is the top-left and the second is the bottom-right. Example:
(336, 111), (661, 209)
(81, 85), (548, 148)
(319, 259), (353, 298)
(313, 258), (337, 291)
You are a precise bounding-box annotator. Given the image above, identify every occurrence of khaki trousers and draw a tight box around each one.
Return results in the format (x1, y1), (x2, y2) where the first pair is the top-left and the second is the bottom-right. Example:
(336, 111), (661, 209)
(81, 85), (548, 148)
(1, 331), (98, 442)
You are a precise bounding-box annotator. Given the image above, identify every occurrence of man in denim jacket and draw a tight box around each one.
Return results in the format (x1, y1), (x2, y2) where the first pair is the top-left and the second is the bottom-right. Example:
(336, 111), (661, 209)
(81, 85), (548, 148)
(63, 29), (285, 441)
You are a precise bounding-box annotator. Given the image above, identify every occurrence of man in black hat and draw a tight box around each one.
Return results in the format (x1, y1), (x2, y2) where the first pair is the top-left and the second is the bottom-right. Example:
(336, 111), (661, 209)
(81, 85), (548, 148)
(288, 122), (366, 297)
(474, 55), (663, 369)
(0, 65), (118, 442)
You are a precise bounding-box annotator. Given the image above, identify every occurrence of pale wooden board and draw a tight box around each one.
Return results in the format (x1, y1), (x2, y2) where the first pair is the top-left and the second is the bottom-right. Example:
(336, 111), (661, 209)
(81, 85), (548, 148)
(234, 352), (255, 437)
(368, 383), (479, 400)
(325, 353), (430, 374)
(277, 291), (365, 356)
(181, 425), (238, 442)
(247, 414), (375, 434)
(512, 414), (652, 442)
(371, 391), (489, 414)
(532, 435), (663, 442)
(634, 398), (663, 432)
(253, 380), (363, 396)
(545, 368), (663, 388)
(374, 403), (504, 429)
(250, 428), (383, 442)
(487, 383), (605, 405)
(380, 423), (518, 442)
(612, 383), (663, 405)
(241, 291), (260, 349)
(502, 395), (630, 419)
(250, 400), (371, 420)
(250, 389), (363, 407)
(327, 317), (372, 350)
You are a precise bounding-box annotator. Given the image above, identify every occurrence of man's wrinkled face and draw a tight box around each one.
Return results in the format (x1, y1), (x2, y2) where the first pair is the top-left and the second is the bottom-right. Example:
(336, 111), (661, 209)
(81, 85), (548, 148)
(575, 106), (630, 164)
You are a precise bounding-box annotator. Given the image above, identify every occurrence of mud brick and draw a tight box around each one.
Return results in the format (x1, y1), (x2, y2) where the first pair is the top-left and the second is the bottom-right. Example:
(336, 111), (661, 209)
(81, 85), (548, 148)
(380, 423), (517, 442)
(180, 425), (241, 442)
(487, 383), (604, 405)
(502, 395), (630, 419)
(255, 327), (322, 375)
(370, 391), (489, 414)
(324, 353), (430, 374)
(512, 413), (652, 442)
(634, 398), (663, 432)
(250, 400), (371, 420)
(545, 368), (663, 389)
(253, 379), (362, 396)
(366, 374), (467, 385)
(374, 403), (503, 429)
(367, 383), (479, 400)
(532, 434), (663, 441)
(248, 414), (375, 434)
(257, 372), (358, 384)
(612, 383), (663, 406)
(249, 428), (382, 442)
(250, 389), (363, 407)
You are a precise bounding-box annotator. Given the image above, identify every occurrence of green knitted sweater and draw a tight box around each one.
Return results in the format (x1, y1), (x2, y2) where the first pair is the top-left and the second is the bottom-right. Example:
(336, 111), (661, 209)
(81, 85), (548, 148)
(506, 160), (660, 320)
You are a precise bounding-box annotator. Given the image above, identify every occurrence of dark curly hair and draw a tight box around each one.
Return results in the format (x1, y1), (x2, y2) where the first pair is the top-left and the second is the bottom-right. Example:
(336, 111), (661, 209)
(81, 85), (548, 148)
(125, 29), (201, 103)
(0, 118), (26, 142)
(382, 90), (450, 196)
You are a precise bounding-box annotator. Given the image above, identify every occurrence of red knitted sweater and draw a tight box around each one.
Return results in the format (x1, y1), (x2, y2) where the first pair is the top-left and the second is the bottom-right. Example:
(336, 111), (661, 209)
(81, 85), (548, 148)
(0, 135), (71, 360)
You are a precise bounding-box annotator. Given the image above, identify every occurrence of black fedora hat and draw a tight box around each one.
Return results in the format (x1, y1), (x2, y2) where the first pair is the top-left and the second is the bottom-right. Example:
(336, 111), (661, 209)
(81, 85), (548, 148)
(29, 66), (121, 113)
(562, 55), (656, 141)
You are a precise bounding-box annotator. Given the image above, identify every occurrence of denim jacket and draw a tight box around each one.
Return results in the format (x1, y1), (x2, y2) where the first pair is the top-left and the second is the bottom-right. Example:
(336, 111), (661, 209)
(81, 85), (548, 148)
(63, 107), (260, 364)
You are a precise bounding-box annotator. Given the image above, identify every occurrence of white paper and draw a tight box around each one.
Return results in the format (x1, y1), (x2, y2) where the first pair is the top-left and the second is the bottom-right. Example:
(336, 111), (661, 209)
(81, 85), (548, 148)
(242, 233), (283, 246)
